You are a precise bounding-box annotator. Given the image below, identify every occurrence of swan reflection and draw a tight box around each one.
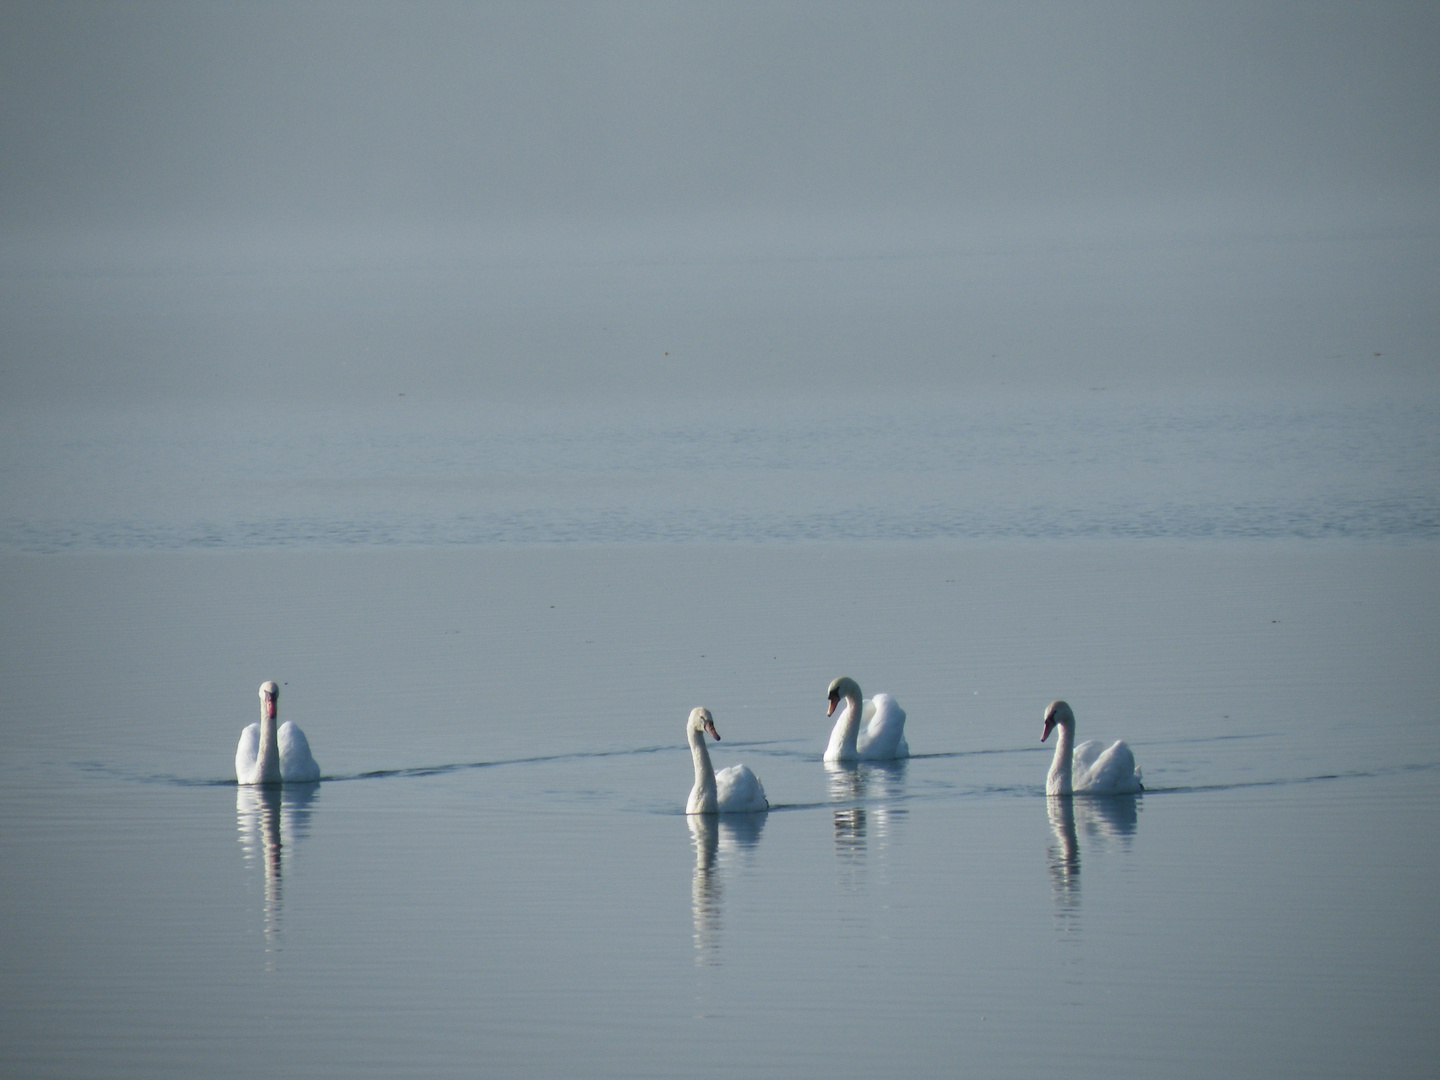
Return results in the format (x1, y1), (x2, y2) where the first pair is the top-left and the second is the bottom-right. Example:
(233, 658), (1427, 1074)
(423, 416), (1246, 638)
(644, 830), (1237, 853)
(687, 813), (766, 965)
(1045, 793), (1140, 934)
(236, 781), (319, 959)
(825, 760), (907, 876)
(1046, 797), (1081, 929)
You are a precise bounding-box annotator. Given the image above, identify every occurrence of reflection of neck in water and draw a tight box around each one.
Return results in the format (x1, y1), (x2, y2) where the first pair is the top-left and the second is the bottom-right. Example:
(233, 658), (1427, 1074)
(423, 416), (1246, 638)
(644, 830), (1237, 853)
(688, 816), (721, 963)
(685, 813), (766, 964)
(237, 782), (320, 961)
(827, 762), (867, 857)
(1046, 795), (1081, 929)
(1045, 793), (1143, 933)
(825, 760), (909, 861)
(237, 784), (284, 953)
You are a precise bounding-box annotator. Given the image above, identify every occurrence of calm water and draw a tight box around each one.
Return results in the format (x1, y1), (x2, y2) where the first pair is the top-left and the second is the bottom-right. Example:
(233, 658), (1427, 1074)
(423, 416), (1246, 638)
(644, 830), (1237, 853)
(3, 536), (1439, 1079)
(2, 389), (1438, 551)
(3, 233), (1440, 1078)
(3, 10), (1438, 1065)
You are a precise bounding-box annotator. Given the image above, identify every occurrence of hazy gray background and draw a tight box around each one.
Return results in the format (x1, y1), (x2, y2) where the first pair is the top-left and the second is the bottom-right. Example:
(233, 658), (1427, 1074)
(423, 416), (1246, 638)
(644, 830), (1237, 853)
(5, 1), (1438, 228)
(3, 11), (1439, 1074)
(1, 1), (1437, 405)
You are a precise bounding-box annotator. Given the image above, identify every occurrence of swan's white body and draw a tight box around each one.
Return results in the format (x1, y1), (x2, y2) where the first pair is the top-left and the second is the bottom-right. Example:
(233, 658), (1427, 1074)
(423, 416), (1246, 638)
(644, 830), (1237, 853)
(236, 681), (320, 785)
(1042, 700), (1142, 795)
(686, 707), (768, 815)
(824, 676), (908, 762)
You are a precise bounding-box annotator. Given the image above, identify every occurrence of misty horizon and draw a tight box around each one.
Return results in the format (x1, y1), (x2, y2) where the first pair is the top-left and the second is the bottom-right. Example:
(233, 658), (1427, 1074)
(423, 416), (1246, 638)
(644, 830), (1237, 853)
(3, 3), (1437, 232)
(1, 3), (1436, 408)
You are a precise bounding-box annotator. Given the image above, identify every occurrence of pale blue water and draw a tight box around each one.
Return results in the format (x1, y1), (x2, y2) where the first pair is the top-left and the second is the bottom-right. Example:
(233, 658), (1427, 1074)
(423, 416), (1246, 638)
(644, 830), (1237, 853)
(3, 538), (1438, 1079)
(3, 234), (1440, 1077)
(3, 390), (1437, 551)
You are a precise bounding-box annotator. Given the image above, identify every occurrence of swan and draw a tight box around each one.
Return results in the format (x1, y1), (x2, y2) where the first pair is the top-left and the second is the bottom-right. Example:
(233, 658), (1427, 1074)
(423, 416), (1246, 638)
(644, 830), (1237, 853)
(824, 676), (909, 761)
(236, 681), (321, 785)
(1041, 700), (1142, 795)
(685, 707), (768, 814)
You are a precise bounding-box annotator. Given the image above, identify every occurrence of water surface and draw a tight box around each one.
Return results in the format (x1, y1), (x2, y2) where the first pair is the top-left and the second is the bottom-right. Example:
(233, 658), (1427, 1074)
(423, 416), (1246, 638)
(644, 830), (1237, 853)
(3, 542), (1437, 1079)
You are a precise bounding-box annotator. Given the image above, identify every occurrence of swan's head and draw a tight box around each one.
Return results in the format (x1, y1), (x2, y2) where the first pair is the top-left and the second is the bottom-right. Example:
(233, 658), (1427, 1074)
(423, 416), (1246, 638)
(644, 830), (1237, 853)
(688, 706), (720, 741)
(1042, 700), (1074, 742)
(826, 676), (861, 717)
(259, 681), (279, 719)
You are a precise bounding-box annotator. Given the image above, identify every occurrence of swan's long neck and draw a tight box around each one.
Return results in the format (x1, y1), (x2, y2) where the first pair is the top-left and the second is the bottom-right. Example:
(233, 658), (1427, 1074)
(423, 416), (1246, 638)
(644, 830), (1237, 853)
(687, 724), (717, 813)
(825, 692), (863, 761)
(1046, 719), (1074, 796)
(255, 704), (282, 785)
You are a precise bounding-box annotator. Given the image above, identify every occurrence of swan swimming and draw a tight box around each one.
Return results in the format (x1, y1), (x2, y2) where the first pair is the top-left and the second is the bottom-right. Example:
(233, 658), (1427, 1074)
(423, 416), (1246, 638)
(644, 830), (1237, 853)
(685, 707), (768, 814)
(236, 681), (321, 785)
(824, 676), (909, 762)
(1041, 699), (1142, 795)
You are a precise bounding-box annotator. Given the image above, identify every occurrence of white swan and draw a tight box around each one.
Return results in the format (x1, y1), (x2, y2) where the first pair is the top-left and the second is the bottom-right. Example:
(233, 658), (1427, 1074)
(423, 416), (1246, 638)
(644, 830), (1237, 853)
(824, 676), (909, 762)
(686, 707), (768, 814)
(236, 681), (321, 785)
(1041, 700), (1142, 795)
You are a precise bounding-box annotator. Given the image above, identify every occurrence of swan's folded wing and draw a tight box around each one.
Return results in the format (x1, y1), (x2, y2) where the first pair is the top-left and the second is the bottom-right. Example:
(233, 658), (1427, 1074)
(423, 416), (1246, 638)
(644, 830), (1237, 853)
(1078, 740), (1141, 793)
(235, 721), (260, 777)
(1071, 739), (1105, 772)
(277, 721), (321, 782)
(715, 763), (768, 813)
(859, 694), (908, 759)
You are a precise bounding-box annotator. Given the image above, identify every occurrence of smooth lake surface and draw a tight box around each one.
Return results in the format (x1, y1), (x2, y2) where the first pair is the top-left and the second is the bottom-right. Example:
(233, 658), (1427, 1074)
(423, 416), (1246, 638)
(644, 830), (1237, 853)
(3, 537), (1439, 1080)
(5, 6), (1440, 1072)
(3, 226), (1439, 1077)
